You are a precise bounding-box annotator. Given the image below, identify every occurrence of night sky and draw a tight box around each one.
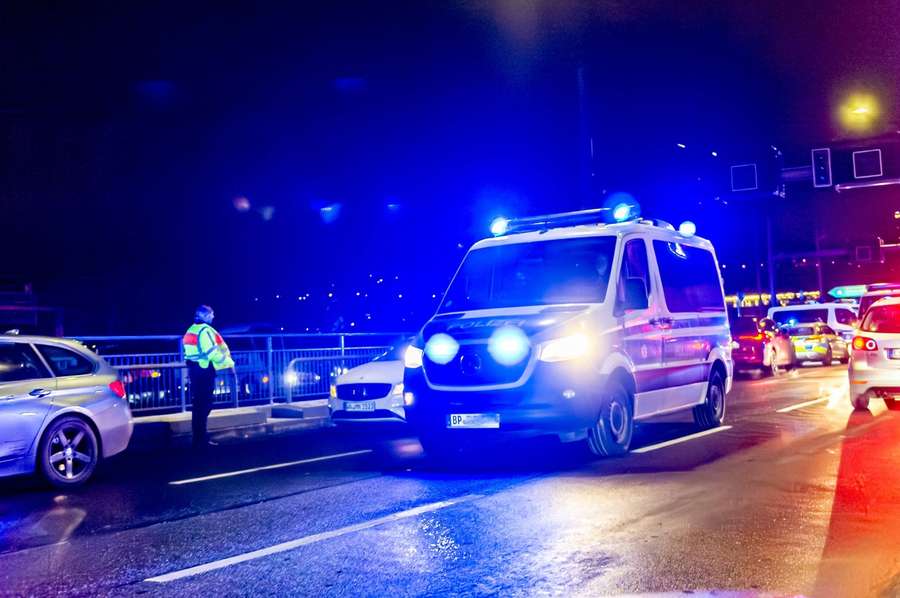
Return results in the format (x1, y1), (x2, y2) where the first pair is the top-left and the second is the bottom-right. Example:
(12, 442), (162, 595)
(2, 1), (898, 334)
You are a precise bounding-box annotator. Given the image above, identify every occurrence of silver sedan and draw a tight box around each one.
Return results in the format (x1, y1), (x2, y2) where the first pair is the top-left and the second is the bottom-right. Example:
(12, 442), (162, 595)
(0, 334), (133, 486)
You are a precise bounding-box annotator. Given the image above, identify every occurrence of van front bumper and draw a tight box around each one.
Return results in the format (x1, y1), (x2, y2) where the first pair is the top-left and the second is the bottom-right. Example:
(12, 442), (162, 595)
(403, 361), (606, 438)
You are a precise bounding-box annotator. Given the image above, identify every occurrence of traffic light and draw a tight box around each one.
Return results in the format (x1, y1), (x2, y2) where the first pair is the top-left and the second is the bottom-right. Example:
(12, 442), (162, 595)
(811, 148), (832, 187)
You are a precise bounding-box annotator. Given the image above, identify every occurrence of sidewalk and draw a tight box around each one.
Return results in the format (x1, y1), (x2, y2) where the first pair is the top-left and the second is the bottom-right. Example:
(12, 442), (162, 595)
(129, 400), (332, 450)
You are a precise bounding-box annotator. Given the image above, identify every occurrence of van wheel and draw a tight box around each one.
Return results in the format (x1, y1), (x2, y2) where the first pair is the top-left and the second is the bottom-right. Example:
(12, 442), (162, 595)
(694, 371), (726, 429)
(39, 416), (99, 488)
(852, 395), (870, 411)
(586, 380), (633, 457)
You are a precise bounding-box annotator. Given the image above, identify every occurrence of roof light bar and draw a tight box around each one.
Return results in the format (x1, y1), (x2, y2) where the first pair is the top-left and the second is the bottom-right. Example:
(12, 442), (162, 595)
(497, 207), (622, 235)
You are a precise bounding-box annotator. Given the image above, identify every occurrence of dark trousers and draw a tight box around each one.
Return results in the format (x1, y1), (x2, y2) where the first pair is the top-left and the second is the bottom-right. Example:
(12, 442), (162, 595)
(187, 361), (216, 446)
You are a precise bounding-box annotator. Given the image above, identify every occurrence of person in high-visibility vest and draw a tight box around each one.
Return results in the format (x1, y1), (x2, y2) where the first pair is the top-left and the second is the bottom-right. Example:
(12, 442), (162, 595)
(182, 305), (235, 448)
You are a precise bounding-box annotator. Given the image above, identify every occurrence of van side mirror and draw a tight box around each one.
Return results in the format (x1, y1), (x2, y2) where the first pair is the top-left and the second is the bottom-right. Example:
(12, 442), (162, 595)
(618, 278), (649, 313)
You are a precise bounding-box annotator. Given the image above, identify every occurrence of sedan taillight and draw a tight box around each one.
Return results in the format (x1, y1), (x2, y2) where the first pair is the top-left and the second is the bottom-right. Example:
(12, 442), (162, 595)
(109, 380), (126, 399)
(852, 336), (878, 352)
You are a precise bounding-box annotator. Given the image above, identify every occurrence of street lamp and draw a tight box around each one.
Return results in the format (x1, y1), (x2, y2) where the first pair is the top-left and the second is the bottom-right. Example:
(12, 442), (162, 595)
(839, 92), (880, 132)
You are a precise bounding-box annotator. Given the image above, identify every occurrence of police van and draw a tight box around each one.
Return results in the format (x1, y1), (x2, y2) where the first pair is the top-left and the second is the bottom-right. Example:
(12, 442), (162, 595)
(403, 207), (733, 457)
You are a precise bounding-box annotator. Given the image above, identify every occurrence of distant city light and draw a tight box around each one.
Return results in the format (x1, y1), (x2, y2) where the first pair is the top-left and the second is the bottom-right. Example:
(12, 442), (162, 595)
(233, 196), (251, 212)
(319, 203), (342, 224)
(710, 151), (718, 157)
(676, 143), (686, 149)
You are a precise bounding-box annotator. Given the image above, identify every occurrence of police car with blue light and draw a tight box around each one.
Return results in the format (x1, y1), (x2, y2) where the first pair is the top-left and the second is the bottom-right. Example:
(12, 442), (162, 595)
(403, 205), (733, 458)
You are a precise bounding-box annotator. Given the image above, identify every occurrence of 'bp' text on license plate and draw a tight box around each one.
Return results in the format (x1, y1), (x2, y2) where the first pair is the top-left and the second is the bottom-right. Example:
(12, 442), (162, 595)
(448, 413), (500, 429)
(346, 401), (376, 412)
(889, 349), (900, 360)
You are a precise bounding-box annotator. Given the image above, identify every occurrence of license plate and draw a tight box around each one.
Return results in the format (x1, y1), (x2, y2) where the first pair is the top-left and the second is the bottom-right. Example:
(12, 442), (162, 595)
(346, 401), (376, 412)
(889, 349), (900, 360)
(447, 413), (500, 429)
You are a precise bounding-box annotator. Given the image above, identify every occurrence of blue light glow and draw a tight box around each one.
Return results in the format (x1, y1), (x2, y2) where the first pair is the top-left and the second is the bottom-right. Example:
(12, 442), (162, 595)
(490, 217), (509, 236)
(487, 326), (530, 366)
(425, 333), (459, 365)
(678, 220), (696, 237)
(612, 203), (631, 222)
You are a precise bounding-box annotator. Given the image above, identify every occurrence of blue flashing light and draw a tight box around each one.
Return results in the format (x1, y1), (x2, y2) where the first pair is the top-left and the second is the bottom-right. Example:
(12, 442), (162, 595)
(612, 203), (632, 222)
(490, 217), (510, 236)
(487, 326), (530, 366)
(678, 220), (697, 237)
(424, 333), (459, 365)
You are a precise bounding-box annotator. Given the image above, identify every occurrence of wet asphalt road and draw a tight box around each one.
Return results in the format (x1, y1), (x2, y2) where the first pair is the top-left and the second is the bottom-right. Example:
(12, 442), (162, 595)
(1, 364), (897, 597)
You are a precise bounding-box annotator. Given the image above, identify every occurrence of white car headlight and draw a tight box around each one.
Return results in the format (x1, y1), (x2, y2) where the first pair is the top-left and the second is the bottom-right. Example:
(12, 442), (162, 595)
(539, 334), (590, 363)
(404, 345), (424, 369)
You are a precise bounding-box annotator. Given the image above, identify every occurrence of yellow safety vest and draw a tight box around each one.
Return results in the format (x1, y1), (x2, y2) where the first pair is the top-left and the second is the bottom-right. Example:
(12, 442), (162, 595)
(182, 323), (235, 370)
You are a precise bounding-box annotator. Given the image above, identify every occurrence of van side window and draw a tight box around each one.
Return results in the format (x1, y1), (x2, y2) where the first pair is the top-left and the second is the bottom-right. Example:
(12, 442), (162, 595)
(835, 309), (856, 325)
(615, 239), (651, 310)
(652, 241), (724, 313)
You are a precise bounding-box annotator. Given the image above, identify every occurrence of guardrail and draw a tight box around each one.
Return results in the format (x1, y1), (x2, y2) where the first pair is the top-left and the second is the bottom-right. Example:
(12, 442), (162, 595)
(74, 333), (411, 414)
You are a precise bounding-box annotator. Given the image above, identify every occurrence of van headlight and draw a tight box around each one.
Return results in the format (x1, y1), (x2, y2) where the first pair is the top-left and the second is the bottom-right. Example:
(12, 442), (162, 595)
(539, 334), (590, 363)
(404, 345), (424, 369)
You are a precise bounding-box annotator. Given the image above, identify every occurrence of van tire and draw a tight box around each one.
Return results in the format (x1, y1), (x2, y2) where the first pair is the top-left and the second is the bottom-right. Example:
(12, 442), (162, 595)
(694, 370), (726, 429)
(586, 380), (633, 457)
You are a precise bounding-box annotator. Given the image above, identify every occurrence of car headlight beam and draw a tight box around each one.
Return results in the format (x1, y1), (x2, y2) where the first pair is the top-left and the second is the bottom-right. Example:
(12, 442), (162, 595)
(404, 345), (424, 369)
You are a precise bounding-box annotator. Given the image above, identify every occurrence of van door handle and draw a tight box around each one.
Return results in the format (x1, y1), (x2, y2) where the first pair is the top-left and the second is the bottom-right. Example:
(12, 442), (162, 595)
(649, 317), (673, 327)
(29, 388), (52, 398)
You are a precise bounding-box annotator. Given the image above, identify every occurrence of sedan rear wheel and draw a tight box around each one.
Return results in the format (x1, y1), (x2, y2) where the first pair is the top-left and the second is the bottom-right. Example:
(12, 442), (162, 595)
(39, 416), (99, 487)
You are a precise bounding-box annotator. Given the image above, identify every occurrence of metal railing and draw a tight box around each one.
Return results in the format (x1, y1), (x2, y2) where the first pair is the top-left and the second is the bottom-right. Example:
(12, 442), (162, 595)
(74, 333), (411, 414)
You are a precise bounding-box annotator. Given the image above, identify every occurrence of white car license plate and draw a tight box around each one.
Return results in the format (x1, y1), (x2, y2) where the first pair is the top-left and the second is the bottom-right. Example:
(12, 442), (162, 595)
(447, 413), (500, 429)
(346, 401), (376, 412)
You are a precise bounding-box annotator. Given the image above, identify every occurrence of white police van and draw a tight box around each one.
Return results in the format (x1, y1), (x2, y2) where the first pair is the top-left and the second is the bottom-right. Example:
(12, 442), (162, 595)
(403, 208), (733, 457)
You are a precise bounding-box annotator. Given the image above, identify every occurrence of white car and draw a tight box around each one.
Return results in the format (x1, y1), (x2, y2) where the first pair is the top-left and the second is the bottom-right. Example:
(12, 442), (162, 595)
(849, 296), (900, 410)
(404, 207), (733, 458)
(329, 343), (408, 423)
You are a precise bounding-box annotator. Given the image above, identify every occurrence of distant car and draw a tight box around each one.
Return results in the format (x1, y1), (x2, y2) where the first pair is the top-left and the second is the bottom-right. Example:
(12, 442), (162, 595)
(858, 283), (900, 320)
(0, 334), (133, 486)
(329, 342), (408, 423)
(731, 317), (795, 375)
(768, 303), (858, 342)
(783, 322), (848, 365)
(849, 297), (900, 410)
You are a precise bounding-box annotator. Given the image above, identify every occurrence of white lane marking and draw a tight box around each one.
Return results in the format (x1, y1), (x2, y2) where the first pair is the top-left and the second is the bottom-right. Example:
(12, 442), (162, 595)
(776, 397), (831, 413)
(168, 450), (373, 486)
(631, 425), (733, 454)
(145, 494), (482, 583)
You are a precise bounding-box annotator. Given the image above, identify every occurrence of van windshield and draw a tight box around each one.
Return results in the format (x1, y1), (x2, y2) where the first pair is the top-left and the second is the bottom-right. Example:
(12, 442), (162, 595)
(439, 236), (617, 313)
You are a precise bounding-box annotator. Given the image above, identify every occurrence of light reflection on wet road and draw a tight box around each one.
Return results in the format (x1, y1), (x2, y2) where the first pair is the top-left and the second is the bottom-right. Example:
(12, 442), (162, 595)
(2, 364), (898, 596)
